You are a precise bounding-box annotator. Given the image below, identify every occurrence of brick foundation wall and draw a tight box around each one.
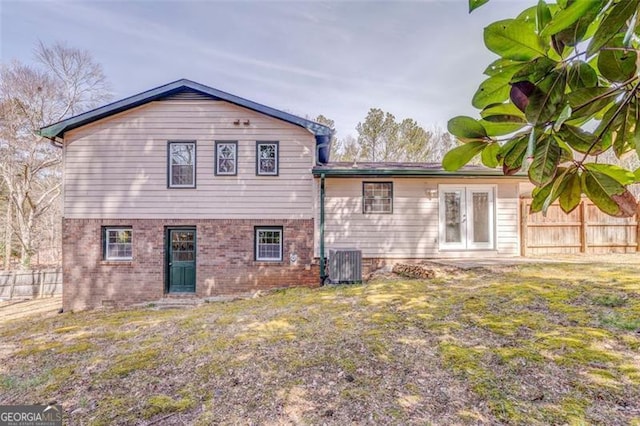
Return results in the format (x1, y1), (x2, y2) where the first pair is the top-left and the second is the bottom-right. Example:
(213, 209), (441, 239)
(63, 218), (318, 311)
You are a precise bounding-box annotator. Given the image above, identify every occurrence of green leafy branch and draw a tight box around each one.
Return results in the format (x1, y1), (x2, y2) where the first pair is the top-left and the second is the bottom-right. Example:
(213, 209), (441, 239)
(444, 0), (640, 217)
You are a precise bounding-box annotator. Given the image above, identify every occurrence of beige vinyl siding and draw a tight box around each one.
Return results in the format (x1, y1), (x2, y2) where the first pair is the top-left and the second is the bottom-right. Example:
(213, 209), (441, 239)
(321, 177), (521, 258)
(63, 100), (316, 219)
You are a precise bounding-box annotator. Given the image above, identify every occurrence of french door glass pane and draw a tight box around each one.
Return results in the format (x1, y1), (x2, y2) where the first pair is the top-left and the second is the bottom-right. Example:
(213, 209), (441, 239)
(472, 192), (489, 243)
(444, 192), (462, 243)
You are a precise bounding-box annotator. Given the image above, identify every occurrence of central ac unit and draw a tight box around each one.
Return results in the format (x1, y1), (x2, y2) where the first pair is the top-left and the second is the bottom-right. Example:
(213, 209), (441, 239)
(328, 248), (362, 284)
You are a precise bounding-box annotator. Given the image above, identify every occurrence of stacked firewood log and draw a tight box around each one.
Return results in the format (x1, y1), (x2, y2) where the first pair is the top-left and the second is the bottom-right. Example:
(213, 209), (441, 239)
(391, 263), (435, 279)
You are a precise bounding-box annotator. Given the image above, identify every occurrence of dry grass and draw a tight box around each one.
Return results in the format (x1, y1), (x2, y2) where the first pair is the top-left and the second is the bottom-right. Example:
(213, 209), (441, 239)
(1, 260), (640, 425)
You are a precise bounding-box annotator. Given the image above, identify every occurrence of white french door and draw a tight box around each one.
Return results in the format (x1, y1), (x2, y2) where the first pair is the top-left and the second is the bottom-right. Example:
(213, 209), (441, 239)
(439, 185), (495, 250)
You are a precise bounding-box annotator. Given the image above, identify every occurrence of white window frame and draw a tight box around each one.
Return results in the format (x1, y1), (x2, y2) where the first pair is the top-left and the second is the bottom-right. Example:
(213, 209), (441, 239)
(215, 141), (237, 176)
(255, 227), (283, 262)
(256, 142), (279, 176)
(363, 182), (393, 214)
(104, 227), (133, 261)
(438, 185), (496, 251)
(168, 141), (196, 188)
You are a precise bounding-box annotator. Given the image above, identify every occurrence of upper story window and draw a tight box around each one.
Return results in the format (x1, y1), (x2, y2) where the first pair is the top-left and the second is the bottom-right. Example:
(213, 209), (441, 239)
(363, 182), (393, 214)
(168, 141), (196, 188)
(256, 141), (279, 176)
(103, 227), (132, 261)
(215, 141), (237, 176)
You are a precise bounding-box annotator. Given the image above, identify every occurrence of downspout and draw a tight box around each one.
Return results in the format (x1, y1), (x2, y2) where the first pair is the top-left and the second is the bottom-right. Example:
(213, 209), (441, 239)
(314, 132), (332, 284)
(319, 173), (327, 284)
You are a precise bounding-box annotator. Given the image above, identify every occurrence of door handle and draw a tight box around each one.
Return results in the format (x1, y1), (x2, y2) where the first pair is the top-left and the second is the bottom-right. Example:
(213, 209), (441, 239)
(169, 262), (172, 266)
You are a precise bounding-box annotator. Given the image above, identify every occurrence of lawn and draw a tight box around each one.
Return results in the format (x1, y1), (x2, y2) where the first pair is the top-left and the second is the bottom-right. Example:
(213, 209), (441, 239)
(1, 261), (640, 425)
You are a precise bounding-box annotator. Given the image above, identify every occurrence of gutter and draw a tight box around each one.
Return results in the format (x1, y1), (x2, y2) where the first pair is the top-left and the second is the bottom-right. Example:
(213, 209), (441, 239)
(311, 168), (528, 178)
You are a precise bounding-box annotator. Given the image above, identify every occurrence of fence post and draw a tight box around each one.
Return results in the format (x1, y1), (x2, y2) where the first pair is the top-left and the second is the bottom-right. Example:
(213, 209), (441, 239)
(39, 270), (45, 298)
(580, 200), (588, 253)
(520, 199), (528, 256)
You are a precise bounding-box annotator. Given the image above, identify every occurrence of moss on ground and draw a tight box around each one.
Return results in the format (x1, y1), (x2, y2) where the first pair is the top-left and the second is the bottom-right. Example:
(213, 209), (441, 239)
(1, 260), (640, 424)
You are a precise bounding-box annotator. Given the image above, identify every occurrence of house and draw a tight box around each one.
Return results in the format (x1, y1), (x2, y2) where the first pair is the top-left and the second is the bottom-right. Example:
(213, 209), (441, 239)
(40, 79), (526, 311)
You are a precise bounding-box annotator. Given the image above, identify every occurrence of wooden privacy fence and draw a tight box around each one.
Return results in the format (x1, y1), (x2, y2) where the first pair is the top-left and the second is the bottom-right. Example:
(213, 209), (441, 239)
(0, 269), (62, 300)
(520, 198), (640, 255)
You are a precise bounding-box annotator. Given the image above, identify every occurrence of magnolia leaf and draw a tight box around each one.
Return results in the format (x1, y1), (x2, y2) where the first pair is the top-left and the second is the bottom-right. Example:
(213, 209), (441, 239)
(499, 133), (529, 175)
(447, 116), (488, 139)
(525, 69), (567, 124)
(552, 1), (604, 48)
(566, 86), (619, 119)
(542, 166), (577, 212)
(623, 10), (638, 46)
(510, 81), (536, 112)
(511, 56), (557, 83)
(481, 102), (525, 118)
(567, 61), (598, 90)
(481, 143), (500, 168)
(596, 101), (640, 157)
(469, 0), (490, 13)
(528, 135), (561, 186)
(483, 58), (525, 77)
(582, 169), (638, 217)
(557, 124), (605, 154)
(473, 74), (511, 109)
(442, 141), (487, 171)
(607, 102), (636, 157)
(536, 0), (552, 33)
(587, 0), (640, 57)
(530, 181), (557, 213)
(555, 135), (574, 162)
(635, 168), (640, 181)
(484, 19), (547, 61)
(584, 163), (637, 185)
(553, 104), (572, 131)
(597, 35), (638, 83)
(481, 114), (527, 136)
(540, 0), (601, 37)
(559, 169), (582, 213)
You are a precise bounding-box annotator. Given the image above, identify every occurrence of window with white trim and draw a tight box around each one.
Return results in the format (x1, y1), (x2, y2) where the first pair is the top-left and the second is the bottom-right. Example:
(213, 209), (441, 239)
(255, 227), (283, 261)
(256, 142), (278, 176)
(103, 227), (133, 260)
(215, 141), (237, 175)
(169, 141), (196, 187)
(363, 182), (393, 214)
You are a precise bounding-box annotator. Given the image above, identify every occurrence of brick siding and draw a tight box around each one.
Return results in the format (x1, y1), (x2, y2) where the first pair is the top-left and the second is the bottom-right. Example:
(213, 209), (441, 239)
(62, 219), (318, 311)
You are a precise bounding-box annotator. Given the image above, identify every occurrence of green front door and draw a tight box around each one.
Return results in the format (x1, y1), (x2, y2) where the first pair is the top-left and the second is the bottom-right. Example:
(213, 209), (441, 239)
(168, 229), (196, 293)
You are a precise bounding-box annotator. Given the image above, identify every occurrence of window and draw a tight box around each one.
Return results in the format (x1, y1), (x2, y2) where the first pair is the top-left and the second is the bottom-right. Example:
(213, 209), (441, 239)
(255, 227), (283, 261)
(215, 141), (237, 175)
(363, 182), (393, 214)
(103, 227), (133, 260)
(168, 141), (196, 188)
(256, 141), (279, 176)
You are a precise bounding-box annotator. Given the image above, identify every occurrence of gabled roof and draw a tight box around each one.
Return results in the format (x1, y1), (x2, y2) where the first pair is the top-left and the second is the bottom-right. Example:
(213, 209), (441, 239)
(39, 79), (333, 139)
(312, 162), (527, 178)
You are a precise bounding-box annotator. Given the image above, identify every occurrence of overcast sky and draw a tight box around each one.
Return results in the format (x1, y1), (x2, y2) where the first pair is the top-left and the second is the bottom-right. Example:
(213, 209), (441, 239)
(1, 0), (530, 138)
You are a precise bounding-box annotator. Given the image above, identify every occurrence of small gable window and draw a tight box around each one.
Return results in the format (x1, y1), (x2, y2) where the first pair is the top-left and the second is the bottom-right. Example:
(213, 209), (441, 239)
(215, 141), (237, 176)
(256, 141), (279, 176)
(168, 141), (196, 188)
(363, 182), (393, 214)
(103, 227), (133, 261)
